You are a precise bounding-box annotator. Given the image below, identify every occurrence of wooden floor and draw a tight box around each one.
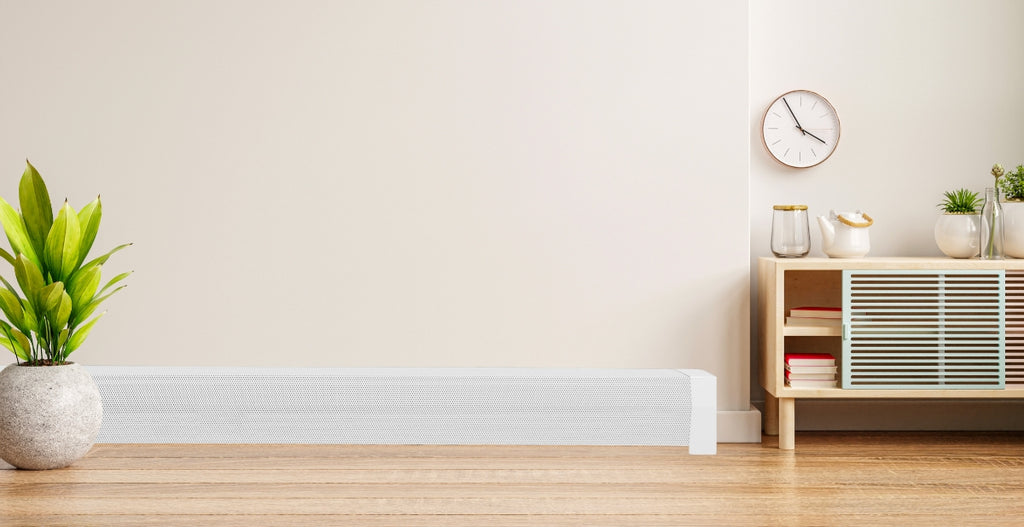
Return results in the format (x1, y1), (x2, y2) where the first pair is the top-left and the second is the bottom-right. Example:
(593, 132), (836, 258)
(2, 432), (1023, 526)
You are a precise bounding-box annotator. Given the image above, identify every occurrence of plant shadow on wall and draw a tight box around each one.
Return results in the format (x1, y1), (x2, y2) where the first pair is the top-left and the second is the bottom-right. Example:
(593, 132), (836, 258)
(0, 160), (131, 470)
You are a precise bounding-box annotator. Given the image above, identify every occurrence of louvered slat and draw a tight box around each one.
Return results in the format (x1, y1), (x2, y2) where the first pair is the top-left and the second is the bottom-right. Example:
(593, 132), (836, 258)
(1004, 270), (1024, 386)
(842, 270), (1004, 389)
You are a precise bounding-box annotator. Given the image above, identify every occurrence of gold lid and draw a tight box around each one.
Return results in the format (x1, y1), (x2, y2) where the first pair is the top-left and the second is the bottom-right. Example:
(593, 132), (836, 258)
(773, 204), (808, 211)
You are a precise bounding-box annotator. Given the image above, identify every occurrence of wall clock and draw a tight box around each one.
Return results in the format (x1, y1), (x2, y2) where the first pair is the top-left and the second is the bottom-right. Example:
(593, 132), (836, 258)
(761, 90), (840, 168)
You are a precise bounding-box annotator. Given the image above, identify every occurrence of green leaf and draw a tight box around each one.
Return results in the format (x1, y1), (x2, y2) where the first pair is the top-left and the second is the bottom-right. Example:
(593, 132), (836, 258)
(0, 275), (20, 299)
(22, 299), (37, 333)
(0, 197), (42, 270)
(80, 242), (132, 270)
(99, 270), (132, 297)
(75, 284), (125, 323)
(51, 290), (72, 332)
(57, 328), (69, 350)
(66, 312), (105, 354)
(9, 327), (31, 360)
(76, 197), (101, 270)
(0, 247), (14, 267)
(0, 333), (26, 360)
(19, 160), (54, 262)
(13, 254), (45, 310)
(38, 282), (65, 314)
(44, 201), (81, 282)
(68, 265), (101, 324)
(0, 288), (26, 332)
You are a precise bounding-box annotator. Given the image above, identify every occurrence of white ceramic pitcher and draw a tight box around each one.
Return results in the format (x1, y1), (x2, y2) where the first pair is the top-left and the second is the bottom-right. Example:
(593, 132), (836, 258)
(817, 210), (873, 258)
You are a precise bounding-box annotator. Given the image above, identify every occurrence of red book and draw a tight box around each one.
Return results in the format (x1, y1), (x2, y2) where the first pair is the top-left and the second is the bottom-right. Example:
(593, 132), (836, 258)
(784, 353), (836, 367)
(789, 306), (842, 319)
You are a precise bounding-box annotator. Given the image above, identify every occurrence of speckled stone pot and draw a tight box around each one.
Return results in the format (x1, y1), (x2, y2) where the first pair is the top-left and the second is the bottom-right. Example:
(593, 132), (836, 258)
(0, 363), (102, 470)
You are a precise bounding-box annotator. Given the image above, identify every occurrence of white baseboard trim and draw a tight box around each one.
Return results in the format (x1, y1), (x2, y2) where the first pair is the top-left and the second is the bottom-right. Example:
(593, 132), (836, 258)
(718, 406), (763, 443)
(86, 367), (718, 454)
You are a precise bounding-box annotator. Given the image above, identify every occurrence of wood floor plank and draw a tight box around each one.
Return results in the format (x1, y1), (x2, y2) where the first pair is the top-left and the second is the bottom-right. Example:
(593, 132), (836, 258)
(1, 432), (1023, 526)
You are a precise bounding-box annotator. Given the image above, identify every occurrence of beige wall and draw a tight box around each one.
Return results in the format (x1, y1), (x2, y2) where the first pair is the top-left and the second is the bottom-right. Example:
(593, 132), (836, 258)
(0, 1), (753, 420)
(749, 0), (1024, 426)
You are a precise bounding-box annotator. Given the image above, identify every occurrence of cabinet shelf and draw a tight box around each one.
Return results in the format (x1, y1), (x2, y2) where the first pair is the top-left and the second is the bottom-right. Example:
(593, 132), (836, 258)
(783, 324), (841, 337)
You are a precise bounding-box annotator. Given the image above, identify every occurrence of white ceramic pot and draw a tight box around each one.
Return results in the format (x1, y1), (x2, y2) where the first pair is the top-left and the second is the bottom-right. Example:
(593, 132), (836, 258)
(0, 363), (102, 470)
(1002, 201), (1024, 258)
(934, 213), (980, 259)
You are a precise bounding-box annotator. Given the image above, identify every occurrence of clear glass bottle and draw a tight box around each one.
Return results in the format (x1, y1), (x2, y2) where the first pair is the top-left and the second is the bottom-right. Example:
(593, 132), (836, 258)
(771, 205), (810, 257)
(981, 187), (1004, 260)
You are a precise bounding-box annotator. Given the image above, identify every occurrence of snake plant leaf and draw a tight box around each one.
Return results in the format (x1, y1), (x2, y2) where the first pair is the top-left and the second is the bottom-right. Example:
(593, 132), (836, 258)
(66, 312), (104, 355)
(13, 254), (45, 310)
(0, 288), (26, 333)
(76, 197), (101, 270)
(0, 198), (41, 270)
(19, 160), (54, 261)
(44, 201), (81, 283)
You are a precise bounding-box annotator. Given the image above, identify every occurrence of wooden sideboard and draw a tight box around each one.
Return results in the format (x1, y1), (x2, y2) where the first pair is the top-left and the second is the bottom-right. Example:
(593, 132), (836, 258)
(758, 257), (1024, 449)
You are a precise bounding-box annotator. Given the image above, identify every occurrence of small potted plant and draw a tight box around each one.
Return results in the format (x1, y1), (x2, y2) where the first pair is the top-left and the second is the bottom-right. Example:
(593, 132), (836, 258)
(0, 160), (130, 470)
(934, 188), (982, 258)
(997, 163), (1024, 257)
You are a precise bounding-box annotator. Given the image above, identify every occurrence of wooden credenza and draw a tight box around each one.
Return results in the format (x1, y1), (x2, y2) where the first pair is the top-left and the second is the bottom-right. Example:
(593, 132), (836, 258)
(758, 257), (1024, 449)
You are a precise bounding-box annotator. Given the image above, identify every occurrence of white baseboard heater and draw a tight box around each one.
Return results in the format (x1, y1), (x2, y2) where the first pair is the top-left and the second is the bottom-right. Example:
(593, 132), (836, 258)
(85, 367), (716, 455)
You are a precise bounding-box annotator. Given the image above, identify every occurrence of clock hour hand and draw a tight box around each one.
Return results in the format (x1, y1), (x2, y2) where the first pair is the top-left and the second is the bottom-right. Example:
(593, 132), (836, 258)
(782, 97), (805, 132)
(803, 129), (827, 145)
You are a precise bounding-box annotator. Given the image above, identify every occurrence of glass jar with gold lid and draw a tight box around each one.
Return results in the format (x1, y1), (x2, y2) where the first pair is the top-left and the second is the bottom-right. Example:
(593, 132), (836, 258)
(771, 205), (810, 257)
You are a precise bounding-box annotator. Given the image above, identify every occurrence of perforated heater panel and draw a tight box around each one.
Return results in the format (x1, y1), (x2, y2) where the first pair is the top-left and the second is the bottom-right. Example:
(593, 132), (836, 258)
(85, 367), (716, 454)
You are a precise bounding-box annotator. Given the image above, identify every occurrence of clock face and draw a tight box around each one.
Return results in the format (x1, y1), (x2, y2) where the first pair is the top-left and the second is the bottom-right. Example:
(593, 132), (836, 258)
(761, 90), (840, 168)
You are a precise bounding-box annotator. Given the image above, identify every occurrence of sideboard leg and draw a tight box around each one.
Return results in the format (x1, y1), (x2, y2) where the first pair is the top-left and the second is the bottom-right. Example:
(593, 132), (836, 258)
(778, 397), (795, 450)
(763, 392), (779, 436)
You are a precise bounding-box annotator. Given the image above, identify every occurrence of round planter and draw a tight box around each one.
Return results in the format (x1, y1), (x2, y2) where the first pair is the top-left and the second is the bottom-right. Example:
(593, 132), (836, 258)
(1003, 200), (1024, 258)
(0, 363), (102, 470)
(934, 213), (980, 258)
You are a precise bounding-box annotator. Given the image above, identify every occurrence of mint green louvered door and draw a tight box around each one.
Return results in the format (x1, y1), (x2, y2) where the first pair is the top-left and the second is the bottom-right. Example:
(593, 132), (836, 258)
(842, 270), (1005, 389)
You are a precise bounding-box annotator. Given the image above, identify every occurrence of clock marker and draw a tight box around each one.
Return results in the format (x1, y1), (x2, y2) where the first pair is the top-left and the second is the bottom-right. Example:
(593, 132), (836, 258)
(783, 148), (791, 158)
(771, 139), (781, 145)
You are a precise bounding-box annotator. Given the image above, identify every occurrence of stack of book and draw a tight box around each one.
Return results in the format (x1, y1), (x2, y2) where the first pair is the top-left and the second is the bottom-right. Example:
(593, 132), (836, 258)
(786, 306), (841, 328)
(785, 353), (838, 388)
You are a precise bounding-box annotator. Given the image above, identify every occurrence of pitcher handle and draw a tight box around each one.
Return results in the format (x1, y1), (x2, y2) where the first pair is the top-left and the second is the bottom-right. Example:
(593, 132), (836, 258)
(838, 213), (873, 228)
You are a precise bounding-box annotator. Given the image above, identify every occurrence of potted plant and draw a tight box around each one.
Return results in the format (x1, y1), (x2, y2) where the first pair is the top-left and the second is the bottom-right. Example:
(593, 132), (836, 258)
(934, 188), (982, 258)
(0, 160), (130, 470)
(996, 163), (1024, 257)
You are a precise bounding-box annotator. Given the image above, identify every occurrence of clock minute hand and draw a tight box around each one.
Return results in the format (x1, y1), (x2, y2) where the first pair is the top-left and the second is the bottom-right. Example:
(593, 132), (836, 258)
(782, 97), (805, 132)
